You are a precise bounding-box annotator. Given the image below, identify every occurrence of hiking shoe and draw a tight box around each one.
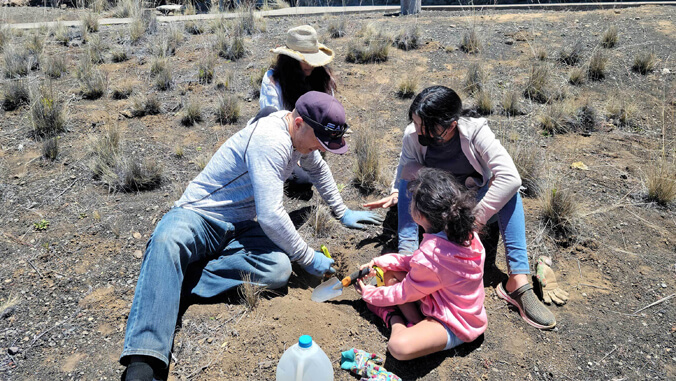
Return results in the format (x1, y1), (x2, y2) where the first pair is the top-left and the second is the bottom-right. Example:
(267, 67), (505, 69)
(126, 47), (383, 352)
(122, 361), (154, 381)
(496, 282), (556, 329)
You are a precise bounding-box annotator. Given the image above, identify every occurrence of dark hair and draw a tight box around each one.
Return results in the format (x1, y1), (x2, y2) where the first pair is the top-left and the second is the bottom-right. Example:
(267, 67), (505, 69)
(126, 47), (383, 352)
(271, 55), (337, 110)
(407, 168), (477, 246)
(408, 85), (463, 140)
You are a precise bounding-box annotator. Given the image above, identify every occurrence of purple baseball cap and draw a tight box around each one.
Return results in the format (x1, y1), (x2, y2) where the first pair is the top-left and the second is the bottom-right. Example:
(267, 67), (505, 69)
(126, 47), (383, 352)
(295, 91), (349, 154)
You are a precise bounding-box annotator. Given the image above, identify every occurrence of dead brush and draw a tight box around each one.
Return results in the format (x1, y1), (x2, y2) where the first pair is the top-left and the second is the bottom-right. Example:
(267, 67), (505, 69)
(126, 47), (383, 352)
(632, 51), (656, 75)
(460, 28), (481, 54)
(238, 272), (266, 310)
(154, 66), (172, 91)
(538, 102), (575, 135)
(568, 67), (585, 85)
(237, 9), (265, 35)
(534, 46), (547, 61)
(197, 54), (216, 84)
(215, 95), (240, 124)
(42, 137), (58, 161)
(307, 204), (337, 238)
(185, 21), (203, 35)
(396, 77), (417, 99)
(216, 71), (234, 90)
(601, 26), (618, 48)
(523, 64), (549, 103)
(540, 186), (581, 236)
(328, 18), (346, 38)
(501, 90), (521, 116)
(77, 56), (107, 100)
(505, 139), (543, 197)
(3, 45), (32, 78)
(475, 90), (493, 115)
(130, 93), (161, 117)
(25, 32), (44, 56)
(346, 26), (391, 64)
(353, 125), (381, 192)
(587, 50), (607, 81)
(111, 85), (132, 100)
(645, 160), (675, 205)
(92, 126), (163, 192)
(394, 25), (420, 51)
(558, 41), (583, 66)
(44, 55), (67, 79)
(606, 98), (635, 127)
(81, 12), (99, 33)
(128, 18), (146, 44)
(114, 0), (139, 18)
(464, 62), (485, 95)
(181, 98), (202, 126)
(2, 79), (30, 111)
(85, 34), (107, 64)
(111, 49), (128, 63)
(151, 30), (179, 58)
(53, 22), (71, 46)
(30, 84), (67, 138)
(214, 30), (246, 61)
(0, 25), (9, 52)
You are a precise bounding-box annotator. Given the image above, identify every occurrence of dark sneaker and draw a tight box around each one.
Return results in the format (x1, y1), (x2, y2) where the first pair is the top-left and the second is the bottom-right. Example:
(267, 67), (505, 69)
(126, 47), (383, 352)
(122, 361), (154, 381)
(496, 283), (556, 329)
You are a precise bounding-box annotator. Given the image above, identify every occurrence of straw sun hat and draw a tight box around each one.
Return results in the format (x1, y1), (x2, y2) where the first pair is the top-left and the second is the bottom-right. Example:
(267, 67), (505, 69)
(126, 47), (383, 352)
(271, 25), (335, 67)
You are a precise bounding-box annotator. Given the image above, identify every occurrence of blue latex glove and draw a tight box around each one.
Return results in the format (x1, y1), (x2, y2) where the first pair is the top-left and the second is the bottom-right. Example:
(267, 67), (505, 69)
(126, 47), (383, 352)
(301, 251), (336, 277)
(340, 209), (385, 230)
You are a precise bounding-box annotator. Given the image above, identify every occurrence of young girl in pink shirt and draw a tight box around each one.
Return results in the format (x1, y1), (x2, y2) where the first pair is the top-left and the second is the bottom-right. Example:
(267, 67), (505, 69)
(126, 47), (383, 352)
(356, 168), (487, 360)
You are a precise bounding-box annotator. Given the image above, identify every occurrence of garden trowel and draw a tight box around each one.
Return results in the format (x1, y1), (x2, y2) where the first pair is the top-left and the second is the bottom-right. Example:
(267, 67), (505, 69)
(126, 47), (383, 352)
(311, 267), (371, 303)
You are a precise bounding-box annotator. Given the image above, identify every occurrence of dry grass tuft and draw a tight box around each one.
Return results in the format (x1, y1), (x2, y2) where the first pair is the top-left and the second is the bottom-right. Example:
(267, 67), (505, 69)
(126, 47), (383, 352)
(328, 18), (346, 38)
(44, 55), (67, 79)
(535, 46), (547, 61)
(131, 93), (161, 117)
(396, 77), (417, 99)
(42, 137), (58, 161)
(346, 26), (390, 64)
(237, 9), (265, 35)
(587, 50), (607, 81)
(464, 62), (485, 95)
(53, 22), (71, 46)
(77, 56), (107, 100)
(92, 126), (163, 192)
(353, 125), (381, 192)
(632, 51), (656, 75)
(111, 85), (132, 100)
(249, 66), (269, 97)
(153, 65), (172, 91)
(2, 79), (30, 111)
(198, 54), (216, 84)
(81, 12), (99, 33)
(523, 64), (549, 103)
(460, 28), (481, 54)
(394, 25), (420, 51)
(181, 98), (202, 126)
(0, 25), (9, 52)
(3, 45), (32, 78)
(307, 204), (338, 238)
(215, 95), (240, 124)
(568, 67), (585, 85)
(128, 18), (146, 44)
(501, 90), (521, 116)
(505, 139), (543, 197)
(606, 98), (635, 127)
(540, 186), (581, 236)
(558, 41), (583, 66)
(31, 84), (67, 138)
(475, 90), (493, 115)
(25, 33), (44, 56)
(601, 26), (618, 48)
(185, 21), (203, 35)
(238, 272), (266, 310)
(111, 49), (128, 63)
(215, 30), (246, 61)
(216, 71), (234, 90)
(538, 102), (575, 135)
(114, 0), (139, 18)
(645, 161), (675, 205)
(85, 34), (107, 64)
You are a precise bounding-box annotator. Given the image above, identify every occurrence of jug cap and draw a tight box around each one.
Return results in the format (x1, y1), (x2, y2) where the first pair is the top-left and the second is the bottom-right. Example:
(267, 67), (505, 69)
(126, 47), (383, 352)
(298, 335), (312, 348)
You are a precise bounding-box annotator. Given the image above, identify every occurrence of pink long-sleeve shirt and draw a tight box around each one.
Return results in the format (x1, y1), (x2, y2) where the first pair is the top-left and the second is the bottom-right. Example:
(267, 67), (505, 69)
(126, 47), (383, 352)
(360, 233), (487, 343)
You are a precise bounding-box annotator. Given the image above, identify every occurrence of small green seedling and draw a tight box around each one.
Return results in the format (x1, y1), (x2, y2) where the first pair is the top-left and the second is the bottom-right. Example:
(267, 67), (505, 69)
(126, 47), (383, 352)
(34, 219), (50, 231)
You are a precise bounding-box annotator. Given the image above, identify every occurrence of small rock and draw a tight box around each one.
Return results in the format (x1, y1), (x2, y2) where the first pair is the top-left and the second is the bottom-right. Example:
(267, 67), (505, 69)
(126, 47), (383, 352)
(0, 306), (15, 319)
(662, 283), (667, 288)
(133, 232), (142, 239)
(505, 39), (514, 45)
(207, 337), (214, 344)
(133, 250), (143, 259)
(662, 68), (671, 75)
(8, 346), (20, 355)
(582, 293), (587, 297)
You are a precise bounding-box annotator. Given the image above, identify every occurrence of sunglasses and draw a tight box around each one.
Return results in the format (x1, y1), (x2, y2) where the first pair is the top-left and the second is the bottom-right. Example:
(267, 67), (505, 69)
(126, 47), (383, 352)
(301, 114), (349, 139)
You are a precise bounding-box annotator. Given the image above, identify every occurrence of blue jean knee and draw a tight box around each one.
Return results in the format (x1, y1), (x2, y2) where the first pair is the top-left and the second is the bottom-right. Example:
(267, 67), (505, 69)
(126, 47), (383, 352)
(397, 179), (419, 255)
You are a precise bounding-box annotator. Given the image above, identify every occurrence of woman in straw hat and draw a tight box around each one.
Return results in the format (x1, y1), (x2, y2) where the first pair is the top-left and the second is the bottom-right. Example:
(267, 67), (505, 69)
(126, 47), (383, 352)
(260, 25), (337, 112)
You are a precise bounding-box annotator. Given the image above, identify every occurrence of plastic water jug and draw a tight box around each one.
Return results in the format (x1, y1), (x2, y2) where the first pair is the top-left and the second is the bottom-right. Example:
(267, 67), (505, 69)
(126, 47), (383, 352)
(276, 335), (333, 381)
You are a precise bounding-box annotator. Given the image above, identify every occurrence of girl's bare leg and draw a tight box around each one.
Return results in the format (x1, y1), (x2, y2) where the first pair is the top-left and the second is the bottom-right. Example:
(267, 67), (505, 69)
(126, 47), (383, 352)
(383, 271), (424, 324)
(387, 317), (449, 361)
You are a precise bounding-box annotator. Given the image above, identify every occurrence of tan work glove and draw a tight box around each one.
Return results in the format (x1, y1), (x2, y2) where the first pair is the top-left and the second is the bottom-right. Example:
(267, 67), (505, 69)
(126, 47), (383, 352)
(535, 256), (569, 305)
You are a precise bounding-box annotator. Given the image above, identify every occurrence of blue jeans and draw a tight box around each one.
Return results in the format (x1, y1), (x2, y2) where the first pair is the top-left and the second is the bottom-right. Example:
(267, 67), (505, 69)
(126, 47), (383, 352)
(397, 179), (530, 275)
(120, 207), (292, 367)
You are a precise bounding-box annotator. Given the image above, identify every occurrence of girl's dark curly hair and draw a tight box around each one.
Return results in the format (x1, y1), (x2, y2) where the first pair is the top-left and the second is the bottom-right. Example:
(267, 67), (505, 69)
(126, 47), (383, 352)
(271, 55), (337, 110)
(407, 168), (477, 246)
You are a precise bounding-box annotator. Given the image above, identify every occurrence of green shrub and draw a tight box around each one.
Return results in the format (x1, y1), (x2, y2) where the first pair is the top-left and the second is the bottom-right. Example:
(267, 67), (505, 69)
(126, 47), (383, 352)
(306, 204), (337, 238)
(460, 28), (481, 54)
(539, 103), (574, 134)
(346, 29), (391, 64)
(215, 95), (240, 124)
(394, 25), (420, 51)
(2, 79), (30, 111)
(216, 71), (234, 90)
(31, 85), (67, 138)
(540, 187), (580, 236)
(632, 51), (656, 75)
(601, 26), (618, 48)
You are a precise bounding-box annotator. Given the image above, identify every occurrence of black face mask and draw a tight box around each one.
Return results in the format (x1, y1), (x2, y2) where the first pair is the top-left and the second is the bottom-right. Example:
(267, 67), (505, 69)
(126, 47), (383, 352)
(418, 134), (434, 146)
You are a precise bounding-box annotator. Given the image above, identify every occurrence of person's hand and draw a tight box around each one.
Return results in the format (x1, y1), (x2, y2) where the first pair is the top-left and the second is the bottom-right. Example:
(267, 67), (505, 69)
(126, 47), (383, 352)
(301, 251), (336, 278)
(340, 209), (384, 230)
(354, 278), (368, 295)
(359, 260), (376, 272)
(363, 193), (398, 210)
(535, 256), (569, 305)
